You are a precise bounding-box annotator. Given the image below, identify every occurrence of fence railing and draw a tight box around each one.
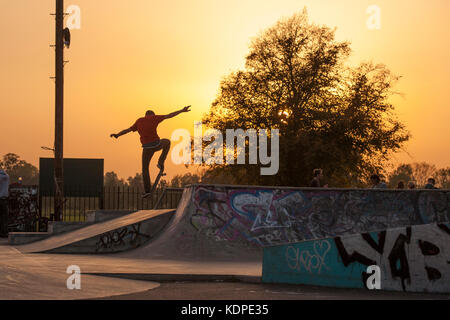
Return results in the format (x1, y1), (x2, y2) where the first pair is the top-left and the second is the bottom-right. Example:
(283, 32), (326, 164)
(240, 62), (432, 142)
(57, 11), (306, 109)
(39, 187), (184, 222)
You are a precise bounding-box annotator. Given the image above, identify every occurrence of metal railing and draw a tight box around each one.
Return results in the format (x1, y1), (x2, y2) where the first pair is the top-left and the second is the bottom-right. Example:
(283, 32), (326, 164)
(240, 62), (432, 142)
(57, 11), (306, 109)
(39, 187), (184, 222)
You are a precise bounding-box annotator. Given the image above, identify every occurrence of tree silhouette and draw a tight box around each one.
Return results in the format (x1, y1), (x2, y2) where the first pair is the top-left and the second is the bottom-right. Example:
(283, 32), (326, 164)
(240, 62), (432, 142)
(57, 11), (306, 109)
(170, 173), (201, 188)
(127, 173), (143, 189)
(104, 171), (127, 188)
(388, 162), (450, 188)
(202, 10), (410, 187)
(388, 164), (413, 188)
(410, 162), (437, 187)
(0, 153), (39, 185)
(435, 168), (450, 189)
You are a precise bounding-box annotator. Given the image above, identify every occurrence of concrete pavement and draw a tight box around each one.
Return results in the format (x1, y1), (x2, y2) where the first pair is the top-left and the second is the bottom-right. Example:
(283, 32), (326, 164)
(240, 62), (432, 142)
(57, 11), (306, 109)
(0, 239), (159, 300)
(2, 238), (449, 300)
(97, 281), (450, 300)
(3, 184), (449, 299)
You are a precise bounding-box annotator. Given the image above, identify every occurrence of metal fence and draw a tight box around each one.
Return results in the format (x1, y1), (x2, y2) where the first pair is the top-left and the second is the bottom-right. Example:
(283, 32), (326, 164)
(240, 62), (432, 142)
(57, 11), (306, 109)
(39, 187), (184, 222)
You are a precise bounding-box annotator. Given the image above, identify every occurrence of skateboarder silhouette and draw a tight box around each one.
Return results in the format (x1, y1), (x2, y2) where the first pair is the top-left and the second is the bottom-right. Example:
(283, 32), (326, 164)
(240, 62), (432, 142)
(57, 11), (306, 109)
(111, 106), (191, 198)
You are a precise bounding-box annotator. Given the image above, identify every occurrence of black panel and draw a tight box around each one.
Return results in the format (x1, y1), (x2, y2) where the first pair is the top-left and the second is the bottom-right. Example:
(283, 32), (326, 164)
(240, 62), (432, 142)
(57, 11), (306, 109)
(39, 158), (104, 197)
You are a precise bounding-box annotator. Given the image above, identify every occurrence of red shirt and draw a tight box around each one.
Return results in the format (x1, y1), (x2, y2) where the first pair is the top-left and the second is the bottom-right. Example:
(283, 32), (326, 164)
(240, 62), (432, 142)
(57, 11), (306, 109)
(130, 115), (165, 145)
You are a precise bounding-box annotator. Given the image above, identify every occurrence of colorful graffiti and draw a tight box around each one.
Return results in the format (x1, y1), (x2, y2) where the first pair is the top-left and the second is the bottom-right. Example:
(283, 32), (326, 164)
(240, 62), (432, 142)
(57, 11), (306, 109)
(262, 223), (450, 293)
(190, 186), (450, 247)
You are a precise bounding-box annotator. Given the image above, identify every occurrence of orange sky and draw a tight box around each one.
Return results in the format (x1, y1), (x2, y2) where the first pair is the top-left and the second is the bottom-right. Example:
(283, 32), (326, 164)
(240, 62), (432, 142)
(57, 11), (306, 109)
(1, 0), (449, 181)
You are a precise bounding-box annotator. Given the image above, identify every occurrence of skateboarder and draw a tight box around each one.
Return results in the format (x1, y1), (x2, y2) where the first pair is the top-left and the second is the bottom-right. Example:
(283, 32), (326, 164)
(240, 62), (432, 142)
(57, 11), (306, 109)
(111, 106), (191, 197)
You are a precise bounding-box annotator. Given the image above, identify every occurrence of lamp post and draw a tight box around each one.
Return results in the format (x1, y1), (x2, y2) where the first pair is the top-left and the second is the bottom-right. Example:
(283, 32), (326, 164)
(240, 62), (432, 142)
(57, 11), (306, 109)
(54, 0), (64, 221)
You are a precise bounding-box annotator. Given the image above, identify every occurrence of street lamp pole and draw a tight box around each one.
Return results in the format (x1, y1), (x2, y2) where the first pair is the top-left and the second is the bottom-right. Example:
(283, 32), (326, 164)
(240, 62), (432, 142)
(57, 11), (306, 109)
(54, 0), (64, 221)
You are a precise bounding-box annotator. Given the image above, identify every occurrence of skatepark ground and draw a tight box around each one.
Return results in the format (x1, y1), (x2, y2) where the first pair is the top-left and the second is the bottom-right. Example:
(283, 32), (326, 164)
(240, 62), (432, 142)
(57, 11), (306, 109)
(2, 185), (449, 300)
(98, 282), (450, 300)
(1, 239), (449, 300)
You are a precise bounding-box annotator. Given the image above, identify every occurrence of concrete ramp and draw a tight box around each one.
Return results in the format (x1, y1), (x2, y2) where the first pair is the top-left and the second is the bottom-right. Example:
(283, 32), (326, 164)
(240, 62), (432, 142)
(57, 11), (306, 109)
(116, 185), (449, 262)
(117, 187), (264, 261)
(16, 185), (450, 262)
(16, 209), (175, 254)
(262, 222), (450, 293)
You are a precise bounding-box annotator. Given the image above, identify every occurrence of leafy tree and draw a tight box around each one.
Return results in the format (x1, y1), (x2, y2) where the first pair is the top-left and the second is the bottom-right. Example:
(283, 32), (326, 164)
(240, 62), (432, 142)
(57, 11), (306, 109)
(389, 162), (444, 188)
(435, 168), (450, 189)
(0, 153), (39, 185)
(410, 162), (437, 187)
(127, 173), (143, 189)
(202, 10), (409, 187)
(159, 178), (169, 190)
(170, 173), (201, 188)
(104, 171), (127, 188)
(388, 164), (413, 188)
(200, 167), (241, 185)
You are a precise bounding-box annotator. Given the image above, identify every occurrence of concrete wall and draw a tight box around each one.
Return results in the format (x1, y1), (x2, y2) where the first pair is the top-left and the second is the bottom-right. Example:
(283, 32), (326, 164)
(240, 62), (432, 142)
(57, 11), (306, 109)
(48, 221), (93, 234)
(8, 233), (50, 245)
(190, 185), (450, 247)
(262, 223), (450, 293)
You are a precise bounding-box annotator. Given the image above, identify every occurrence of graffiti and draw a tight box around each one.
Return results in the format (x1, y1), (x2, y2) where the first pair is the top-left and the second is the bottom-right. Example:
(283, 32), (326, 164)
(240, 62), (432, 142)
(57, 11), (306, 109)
(189, 186), (450, 247)
(8, 186), (47, 232)
(95, 223), (150, 252)
(335, 225), (448, 291)
(336, 224), (449, 292)
(386, 229), (412, 291)
(263, 222), (450, 293)
(286, 240), (331, 274)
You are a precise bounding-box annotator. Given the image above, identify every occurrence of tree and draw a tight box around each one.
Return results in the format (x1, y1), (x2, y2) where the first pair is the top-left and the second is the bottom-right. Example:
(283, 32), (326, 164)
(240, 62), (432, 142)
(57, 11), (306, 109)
(389, 162), (443, 188)
(435, 168), (450, 189)
(200, 167), (241, 185)
(388, 164), (413, 188)
(159, 178), (169, 190)
(202, 9), (409, 187)
(104, 171), (127, 188)
(411, 162), (437, 188)
(127, 173), (143, 189)
(0, 153), (39, 185)
(170, 173), (201, 188)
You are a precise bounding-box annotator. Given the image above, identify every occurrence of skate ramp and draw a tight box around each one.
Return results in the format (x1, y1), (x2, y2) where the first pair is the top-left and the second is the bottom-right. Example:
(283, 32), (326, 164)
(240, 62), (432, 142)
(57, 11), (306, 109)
(16, 209), (175, 254)
(16, 185), (450, 260)
(117, 185), (450, 262)
(117, 186), (263, 261)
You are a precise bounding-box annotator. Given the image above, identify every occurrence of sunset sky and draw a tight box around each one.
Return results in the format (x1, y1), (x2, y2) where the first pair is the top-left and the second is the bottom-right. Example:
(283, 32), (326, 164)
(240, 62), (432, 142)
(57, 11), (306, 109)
(1, 0), (449, 181)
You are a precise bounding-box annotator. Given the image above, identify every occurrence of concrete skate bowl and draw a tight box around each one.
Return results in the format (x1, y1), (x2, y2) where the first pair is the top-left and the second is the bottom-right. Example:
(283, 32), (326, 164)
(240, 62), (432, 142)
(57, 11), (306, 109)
(117, 185), (450, 262)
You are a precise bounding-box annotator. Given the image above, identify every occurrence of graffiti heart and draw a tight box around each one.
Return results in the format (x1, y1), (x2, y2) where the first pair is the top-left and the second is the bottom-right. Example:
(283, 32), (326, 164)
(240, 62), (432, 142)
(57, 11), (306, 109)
(285, 240), (331, 274)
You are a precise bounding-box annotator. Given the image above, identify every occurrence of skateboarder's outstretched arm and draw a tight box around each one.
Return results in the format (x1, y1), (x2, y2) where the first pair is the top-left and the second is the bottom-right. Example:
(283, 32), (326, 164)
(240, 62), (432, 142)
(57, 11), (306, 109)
(163, 106), (191, 120)
(110, 106), (190, 139)
(110, 128), (132, 139)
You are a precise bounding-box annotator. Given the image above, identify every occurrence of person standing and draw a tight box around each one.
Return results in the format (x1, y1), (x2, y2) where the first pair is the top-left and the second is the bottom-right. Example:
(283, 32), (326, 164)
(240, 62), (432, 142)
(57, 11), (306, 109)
(397, 180), (405, 189)
(407, 181), (416, 190)
(0, 168), (10, 238)
(424, 178), (438, 189)
(370, 174), (387, 189)
(309, 169), (328, 188)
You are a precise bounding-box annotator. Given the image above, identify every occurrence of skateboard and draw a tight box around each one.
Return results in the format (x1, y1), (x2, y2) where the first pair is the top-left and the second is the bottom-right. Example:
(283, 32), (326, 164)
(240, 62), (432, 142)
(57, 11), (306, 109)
(142, 169), (166, 199)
